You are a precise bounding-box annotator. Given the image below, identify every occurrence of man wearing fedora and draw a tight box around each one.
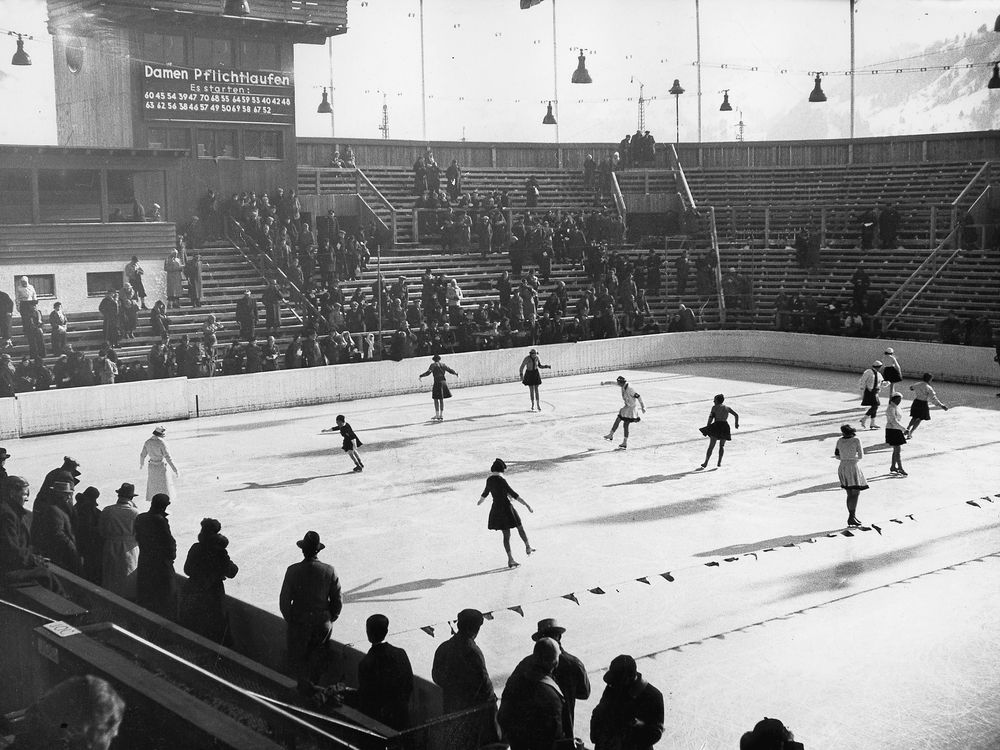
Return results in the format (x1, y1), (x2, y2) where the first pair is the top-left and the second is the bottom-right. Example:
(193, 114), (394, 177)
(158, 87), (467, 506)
(498, 636), (568, 750)
(279, 530), (343, 683)
(135, 493), (177, 617)
(532, 618), (591, 737)
(590, 654), (664, 750)
(29, 480), (80, 575)
(98, 483), (140, 599)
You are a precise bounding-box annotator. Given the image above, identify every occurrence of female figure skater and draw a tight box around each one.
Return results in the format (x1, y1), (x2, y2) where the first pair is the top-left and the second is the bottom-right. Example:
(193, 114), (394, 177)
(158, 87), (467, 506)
(518, 348), (551, 411)
(881, 347), (902, 396)
(905, 372), (949, 438)
(858, 360), (884, 429)
(419, 354), (459, 421)
(834, 424), (868, 527)
(322, 415), (364, 472)
(601, 375), (646, 449)
(139, 426), (179, 503)
(477, 458), (534, 568)
(884, 394), (908, 476)
(699, 394), (740, 469)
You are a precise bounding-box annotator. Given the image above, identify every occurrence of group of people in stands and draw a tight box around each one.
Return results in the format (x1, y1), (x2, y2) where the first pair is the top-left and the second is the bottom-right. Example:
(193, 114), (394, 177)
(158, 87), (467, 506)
(617, 130), (658, 169)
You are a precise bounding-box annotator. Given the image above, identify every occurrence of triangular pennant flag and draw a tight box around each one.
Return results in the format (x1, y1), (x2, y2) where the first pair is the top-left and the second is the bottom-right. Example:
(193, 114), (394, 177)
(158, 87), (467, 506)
(562, 592), (580, 605)
(508, 605), (524, 617)
(871, 524), (882, 535)
(746, 552), (758, 560)
(705, 561), (720, 567)
(890, 518), (903, 524)
(421, 625), (435, 637)
(724, 556), (739, 562)
(906, 514), (915, 521)
(841, 530), (854, 537)
(967, 500), (981, 508)
(589, 587), (606, 595)
(636, 577), (650, 585)
(804, 538), (817, 544)
(660, 572), (675, 582)
(483, 611), (494, 621)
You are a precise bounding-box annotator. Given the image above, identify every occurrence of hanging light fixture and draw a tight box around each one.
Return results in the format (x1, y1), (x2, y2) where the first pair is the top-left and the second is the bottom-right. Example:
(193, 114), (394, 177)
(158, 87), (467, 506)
(808, 73), (827, 102)
(989, 62), (1000, 89)
(719, 89), (732, 112)
(11, 34), (31, 66)
(223, 0), (250, 16)
(571, 49), (592, 84)
(317, 87), (333, 113)
(668, 78), (685, 97)
(542, 101), (557, 125)
(994, 13), (1000, 32)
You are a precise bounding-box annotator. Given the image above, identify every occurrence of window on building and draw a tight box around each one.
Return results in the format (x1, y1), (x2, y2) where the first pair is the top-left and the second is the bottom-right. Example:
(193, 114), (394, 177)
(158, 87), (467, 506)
(144, 33), (185, 66)
(38, 169), (100, 222)
(239, 39), (280, 71)
(86, 272), (124, 297)
(196, 129), (237, 159)
(14, 275), (56, 298)
(148, 128), (192, 151)
(193, 37), (233, 68)
(0, 168), (32, 223)
(244, 130), (283, 160)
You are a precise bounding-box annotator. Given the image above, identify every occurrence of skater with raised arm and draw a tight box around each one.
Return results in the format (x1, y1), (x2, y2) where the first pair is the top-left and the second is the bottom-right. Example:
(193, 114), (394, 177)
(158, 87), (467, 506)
(698, 393), (740, 469)
(518, 348), (552, 412)
(477, 458), (535, 568)
(881, 347), (903, 396)
(322, 415), (365, 472)
(419, 354), (459, 421)
(905, 372), (949, 439)
(601, 375), (646, 449)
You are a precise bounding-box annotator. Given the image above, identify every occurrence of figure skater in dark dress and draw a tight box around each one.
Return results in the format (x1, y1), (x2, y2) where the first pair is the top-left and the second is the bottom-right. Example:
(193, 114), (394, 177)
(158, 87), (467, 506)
(477, 458), (535, 568)
(419, 354), (459, 421)
(322, 415), (365, 472)
(698, 393), (739, 469)
(518, 348), (551, 412)
(881, 347), (902, 396)
(905, 372), (948, 439)
(601, 375), (646, 449)
(858, 360), (884, 429)
(884, 394), (908, 476)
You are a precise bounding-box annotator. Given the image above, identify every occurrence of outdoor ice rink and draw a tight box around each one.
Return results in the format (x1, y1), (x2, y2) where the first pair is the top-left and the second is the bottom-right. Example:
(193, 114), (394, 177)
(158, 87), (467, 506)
(9, 361), (1000, 750)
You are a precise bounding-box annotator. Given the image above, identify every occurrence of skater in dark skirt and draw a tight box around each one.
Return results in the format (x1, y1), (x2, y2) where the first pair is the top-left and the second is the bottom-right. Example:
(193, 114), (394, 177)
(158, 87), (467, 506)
(884, 394), (907, 476)
(477, 458), (535, 568)
(518, 348), (551, 412)
(419, 354), (459, 421)
(698, 394), (739, 469)
(322, 415), (365, 472)
(881, 347), (902, 396)
(858, 360), (885, 430)
(834, 424), (868, 527)
(601, 375), (646, 449)
(905, 372), (948, 438)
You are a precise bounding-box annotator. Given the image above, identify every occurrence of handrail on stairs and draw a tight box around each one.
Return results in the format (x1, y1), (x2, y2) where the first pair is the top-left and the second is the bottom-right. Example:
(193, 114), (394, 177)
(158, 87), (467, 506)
(668, 144), (697, 211)
(874, 226), (960, 332)
(951, 162), (991, 208)
(609, 171), (628, 229)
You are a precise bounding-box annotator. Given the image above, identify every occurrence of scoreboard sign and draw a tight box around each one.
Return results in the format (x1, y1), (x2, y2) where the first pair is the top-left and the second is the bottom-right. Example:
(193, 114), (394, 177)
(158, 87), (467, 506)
(142, 63), (295, 124)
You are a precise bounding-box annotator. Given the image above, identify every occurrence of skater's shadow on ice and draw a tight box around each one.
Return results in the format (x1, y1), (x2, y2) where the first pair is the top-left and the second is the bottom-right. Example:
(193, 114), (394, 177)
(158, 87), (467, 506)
(778, 474), (896, 498)
(809, 408), (860, 416)
(781, 431), (843, 444)
(345, 567), (510, 603)
(225, 472), (354, 491)
(574, 495), (722, 525)
(697, 530), (847, 557)
(605, 468), (707, 486)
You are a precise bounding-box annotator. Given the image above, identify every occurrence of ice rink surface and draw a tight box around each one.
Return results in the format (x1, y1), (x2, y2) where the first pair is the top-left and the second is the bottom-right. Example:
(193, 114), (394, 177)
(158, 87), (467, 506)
(9, 361), (1000, 749)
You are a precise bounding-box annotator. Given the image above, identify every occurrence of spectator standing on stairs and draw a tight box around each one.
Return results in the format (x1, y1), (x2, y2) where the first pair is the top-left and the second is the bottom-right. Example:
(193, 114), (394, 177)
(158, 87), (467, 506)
(263, 279), (285, 335)
(859, 206), (877, 250)
(99, 290), (121, 348)
(164, 250), (183, 309)
(185, 253), (205, 308)
(446, 159), (463, 202)
(0, 288), (12, 347)
(879, 203), (900, 249)
(850, 262), (871, 313)
(525, 176), (540, 208)
(14, 276), (37, 328)
(583, 154), (596, 191)
(125, 256), (147, 309)
(48, 302), (67, 356)
(236, 290), (259, 342)
(673, 251), (690, 295)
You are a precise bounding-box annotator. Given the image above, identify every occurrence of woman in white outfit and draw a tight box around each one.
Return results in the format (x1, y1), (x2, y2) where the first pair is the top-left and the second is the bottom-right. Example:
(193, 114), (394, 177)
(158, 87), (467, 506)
(834, 424), (868, 527)
(140, 426), (179, 502)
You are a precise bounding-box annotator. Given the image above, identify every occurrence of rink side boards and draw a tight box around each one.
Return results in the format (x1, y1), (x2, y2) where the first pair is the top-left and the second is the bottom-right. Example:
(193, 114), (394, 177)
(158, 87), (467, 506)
(2, 331), (995, 438)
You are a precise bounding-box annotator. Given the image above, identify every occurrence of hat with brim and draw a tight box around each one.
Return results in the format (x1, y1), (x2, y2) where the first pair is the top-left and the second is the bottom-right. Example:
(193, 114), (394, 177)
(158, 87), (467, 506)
(884, 347), (894, 355)
(51, 481), (74, 495)
(115, 482), (138, 498)
(872, 360), (883, 368)
(531, 618), (567, 641)
(152, 426), (166, 437)
(297, 530), (325, 553)
(603, 654), (638, 687)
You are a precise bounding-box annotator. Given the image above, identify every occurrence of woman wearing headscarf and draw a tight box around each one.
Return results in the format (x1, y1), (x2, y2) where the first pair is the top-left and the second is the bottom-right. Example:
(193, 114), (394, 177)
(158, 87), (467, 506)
(179, 517), (239, 645)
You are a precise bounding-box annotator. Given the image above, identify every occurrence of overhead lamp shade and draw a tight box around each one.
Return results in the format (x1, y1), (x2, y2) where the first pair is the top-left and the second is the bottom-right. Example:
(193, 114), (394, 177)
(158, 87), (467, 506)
(317, 87), (333, 113)
(223, 0), (250, 16)
(571, 52), (592, 84)
(65, 37), (84, 73)
(11, 35), (31, 66)
(520, 0), (544, 8)
(668, 79), (685, 96)
(719, 91), (732, 112)
(995, 13), (1000, 32)
(542, 101), (556, 125)
(989, 63), (1000, 89)
(808, 74), (827, 103)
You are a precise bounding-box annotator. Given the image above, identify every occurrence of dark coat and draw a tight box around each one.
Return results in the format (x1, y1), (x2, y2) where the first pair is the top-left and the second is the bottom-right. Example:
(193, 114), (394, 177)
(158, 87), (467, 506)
(591, 677), (665, 750)
(179, 535), (238, 644)
(358, 641), (414, 730)
(498, 655), (566, 750)
(73, 497), (103, 584)
(134, 510), (177, 616)
(30, 497), (79, 574)
(554, 647), (591, 735)
(432, 634), (496, 713)
(279, 556), (342, 664)
(0, 499), (34, 575)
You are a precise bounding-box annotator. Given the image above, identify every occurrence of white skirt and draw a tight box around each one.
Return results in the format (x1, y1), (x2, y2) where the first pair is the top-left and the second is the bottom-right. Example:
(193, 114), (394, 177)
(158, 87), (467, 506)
(146, 462), (175, 503)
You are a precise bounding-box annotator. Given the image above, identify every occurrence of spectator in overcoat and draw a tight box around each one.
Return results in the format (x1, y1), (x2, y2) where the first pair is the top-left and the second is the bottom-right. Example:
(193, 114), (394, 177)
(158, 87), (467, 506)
(432, 608), (499, 743)
(98, 482), (140, 599)
(49, 301), (68, 355)
(498, 637), (567, 750)
(1, 476), (57, 589)
(73, 486), (103, 584)
(0, 288), (13, 345)
(262, 279), (285, 334)
(531, 617), (591, 736)
(235, 289), (260, 341)
(164, 249), (184, 308)
(179, 517), (239, 645)
(591, 654), (664, 750)
(29, 481), (80, 574)
(185, 253), (204, 308)
(134, 493), (177, 617)
(357, 613), (414, 730)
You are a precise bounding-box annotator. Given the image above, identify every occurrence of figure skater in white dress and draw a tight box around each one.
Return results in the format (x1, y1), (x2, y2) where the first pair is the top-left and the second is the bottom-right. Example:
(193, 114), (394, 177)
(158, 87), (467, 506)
(140, 426), (179, 503)
(601, 375), (646, 449)
(834, 424), (868, 527)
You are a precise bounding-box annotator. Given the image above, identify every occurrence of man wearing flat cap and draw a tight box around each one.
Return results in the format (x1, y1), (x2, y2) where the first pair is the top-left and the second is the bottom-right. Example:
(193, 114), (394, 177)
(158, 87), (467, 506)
(591, 654), (664, 750)
(279, 530), (343, 683)
(432, 607), (499, 744)
(532, 617), (591, 736)
(135, 493), (177, 617)
(30, 480), (80, 574)
(98, 483), (140, 599)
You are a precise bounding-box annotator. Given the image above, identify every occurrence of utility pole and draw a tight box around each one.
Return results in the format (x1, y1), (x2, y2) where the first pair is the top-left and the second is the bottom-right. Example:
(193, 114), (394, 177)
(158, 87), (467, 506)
(637, 81), (646, 132)
(378, 92), (389, 140)
(736, 110), (746, 142)
(695, 0), (702, 143)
